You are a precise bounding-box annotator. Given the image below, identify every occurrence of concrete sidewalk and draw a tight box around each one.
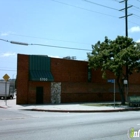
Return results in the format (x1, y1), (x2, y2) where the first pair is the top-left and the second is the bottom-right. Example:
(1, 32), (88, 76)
(0, 98), (140, 112)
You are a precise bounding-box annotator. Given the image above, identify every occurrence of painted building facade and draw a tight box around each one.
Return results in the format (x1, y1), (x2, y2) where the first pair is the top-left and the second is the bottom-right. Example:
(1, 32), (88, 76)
(17, 54), (140, 104)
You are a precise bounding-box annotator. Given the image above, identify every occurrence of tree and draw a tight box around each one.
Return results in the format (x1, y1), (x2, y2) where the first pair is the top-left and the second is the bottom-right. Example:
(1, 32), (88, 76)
(88, 36), (140, 105)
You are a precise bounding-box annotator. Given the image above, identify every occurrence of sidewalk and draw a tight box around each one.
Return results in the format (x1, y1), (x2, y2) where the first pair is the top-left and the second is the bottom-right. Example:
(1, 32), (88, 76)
(0, 98), (140, 112)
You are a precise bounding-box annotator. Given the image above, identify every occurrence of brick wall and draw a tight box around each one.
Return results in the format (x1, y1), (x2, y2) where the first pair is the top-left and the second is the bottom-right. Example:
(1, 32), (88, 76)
(51, 58), (88, 82)
(61, 82), (121, 103)
(17, 54), (140, 104)
(28, 81), (51, 104)
(17, 54), (29, 104)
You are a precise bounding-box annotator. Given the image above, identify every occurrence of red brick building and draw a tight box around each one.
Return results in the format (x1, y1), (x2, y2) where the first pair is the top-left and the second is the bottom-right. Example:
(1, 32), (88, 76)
(17, 54), (140, 104)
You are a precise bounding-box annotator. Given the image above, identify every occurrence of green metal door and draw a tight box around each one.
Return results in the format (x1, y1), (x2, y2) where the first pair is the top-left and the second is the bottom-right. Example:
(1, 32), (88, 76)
(36, 87), (43, 104)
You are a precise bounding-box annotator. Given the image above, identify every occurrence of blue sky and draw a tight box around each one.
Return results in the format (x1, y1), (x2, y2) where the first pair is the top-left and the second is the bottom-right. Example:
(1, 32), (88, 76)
(0, 0), (140, 79)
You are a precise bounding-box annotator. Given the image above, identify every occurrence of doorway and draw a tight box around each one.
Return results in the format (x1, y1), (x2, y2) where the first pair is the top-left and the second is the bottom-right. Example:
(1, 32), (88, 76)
(36, 87), (43, 104)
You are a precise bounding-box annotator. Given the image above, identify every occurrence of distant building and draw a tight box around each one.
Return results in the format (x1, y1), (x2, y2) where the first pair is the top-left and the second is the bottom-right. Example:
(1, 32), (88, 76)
(63, 56), (76, 60)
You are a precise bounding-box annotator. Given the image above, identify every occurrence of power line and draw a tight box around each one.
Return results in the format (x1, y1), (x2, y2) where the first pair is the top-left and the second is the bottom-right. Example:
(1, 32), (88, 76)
(0, 38), (9, 42)
(31, 43), (92, 51)
(51, 0), (118, 18)
(83, 0), (119, 11)
(0, 69), (16, 71)
(118, 1), (140, 25)
(30, 44), (92, 51)
(112, 0), (120, 2)
(128, 20), (140, 25)
(132, 5), (140, 11)
(0, 67), (15, 69)
(0, 33), (91, 45)
(0, 38), (92, 51)
(52, 0), (139, 25)
(133, 14), (140, 19)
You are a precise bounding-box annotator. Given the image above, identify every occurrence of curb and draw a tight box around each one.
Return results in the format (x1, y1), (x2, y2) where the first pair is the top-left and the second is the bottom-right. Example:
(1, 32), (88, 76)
(0, 106), (7, 109)
(31, 108), (140, 113)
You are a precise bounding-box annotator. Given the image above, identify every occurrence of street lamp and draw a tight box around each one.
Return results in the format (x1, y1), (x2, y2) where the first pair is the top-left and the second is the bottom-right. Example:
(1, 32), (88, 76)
(10, 41), (28, 46)
(0, 38), (92, 51)
(0, 38), (28, 46)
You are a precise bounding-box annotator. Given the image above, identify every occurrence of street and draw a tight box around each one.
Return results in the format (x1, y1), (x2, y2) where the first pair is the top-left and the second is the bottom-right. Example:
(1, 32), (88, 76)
(0, 108), (140, 140)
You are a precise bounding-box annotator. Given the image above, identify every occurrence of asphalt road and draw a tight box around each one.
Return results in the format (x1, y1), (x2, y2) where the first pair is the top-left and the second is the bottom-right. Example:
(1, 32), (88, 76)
(0, 108), (140, 140)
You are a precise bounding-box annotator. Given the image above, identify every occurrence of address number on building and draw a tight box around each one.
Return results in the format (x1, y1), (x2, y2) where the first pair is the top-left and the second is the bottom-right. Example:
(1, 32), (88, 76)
(40, 78), (48, 81)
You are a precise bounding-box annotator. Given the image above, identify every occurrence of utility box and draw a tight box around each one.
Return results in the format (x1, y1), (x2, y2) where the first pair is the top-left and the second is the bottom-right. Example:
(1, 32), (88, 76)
(128, 95), (140, 107)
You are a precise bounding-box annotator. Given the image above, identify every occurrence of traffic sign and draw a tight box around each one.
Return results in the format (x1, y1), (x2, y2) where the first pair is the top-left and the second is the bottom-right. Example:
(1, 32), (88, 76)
(107, 79), (115, 83)
(3, 74), (10, 81)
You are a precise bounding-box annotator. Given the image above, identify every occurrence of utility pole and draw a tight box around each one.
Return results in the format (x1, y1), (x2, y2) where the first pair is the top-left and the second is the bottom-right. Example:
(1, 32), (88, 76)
(119, 0), (133, 102)
(119, 0), (133, 37)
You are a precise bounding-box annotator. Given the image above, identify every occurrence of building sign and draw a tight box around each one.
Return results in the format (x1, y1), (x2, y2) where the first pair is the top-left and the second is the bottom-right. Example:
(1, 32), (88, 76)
(40, 78), (48, 81)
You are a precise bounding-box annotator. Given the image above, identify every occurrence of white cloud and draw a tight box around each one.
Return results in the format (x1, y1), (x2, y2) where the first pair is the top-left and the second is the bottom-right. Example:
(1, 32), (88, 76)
(136, 39), (140, 43)
(129, 26), (140, 33)
(0, 31), (14, 36)
(0, 52), (16, 57)
(0, 32), (10, 36)
(49, 55), (60, 58)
